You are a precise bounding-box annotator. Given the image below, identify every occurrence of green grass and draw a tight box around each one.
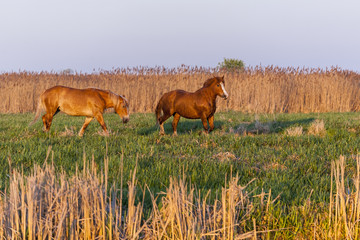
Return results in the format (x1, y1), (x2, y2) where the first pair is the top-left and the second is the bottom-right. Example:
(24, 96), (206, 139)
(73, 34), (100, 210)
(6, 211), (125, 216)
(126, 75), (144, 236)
(1, 111), (360, 211)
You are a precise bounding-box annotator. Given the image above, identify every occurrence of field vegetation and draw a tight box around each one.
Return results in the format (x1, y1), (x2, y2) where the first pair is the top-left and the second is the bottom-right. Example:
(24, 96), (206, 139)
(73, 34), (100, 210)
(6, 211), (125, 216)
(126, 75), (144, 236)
(1, 66), (360, 238)
(1, 66), (360, 114)
(1, 111), (360, 238)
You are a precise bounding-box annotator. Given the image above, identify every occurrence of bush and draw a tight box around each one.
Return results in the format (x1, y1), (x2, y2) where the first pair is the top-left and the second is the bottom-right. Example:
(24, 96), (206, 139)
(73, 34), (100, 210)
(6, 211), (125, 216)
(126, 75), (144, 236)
(218, 58), (245, 71)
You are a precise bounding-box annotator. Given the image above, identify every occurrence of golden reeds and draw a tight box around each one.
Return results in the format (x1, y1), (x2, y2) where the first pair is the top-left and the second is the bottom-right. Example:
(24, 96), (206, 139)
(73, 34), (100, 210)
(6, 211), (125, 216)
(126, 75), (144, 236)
(2, 150), (360, 238)
(285, 126), (303, 136)
(328, 155), (360, 239)
(0, 150), (264, 239)
(308, 119), (327, 136)
(1, 66), (359, 114)
(0, 152), (147, 239)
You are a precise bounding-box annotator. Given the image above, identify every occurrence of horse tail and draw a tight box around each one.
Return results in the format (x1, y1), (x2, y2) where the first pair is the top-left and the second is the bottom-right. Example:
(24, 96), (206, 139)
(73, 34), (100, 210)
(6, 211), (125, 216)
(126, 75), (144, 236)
(155, 99), (163, 125)
(29, 97), (44, 126)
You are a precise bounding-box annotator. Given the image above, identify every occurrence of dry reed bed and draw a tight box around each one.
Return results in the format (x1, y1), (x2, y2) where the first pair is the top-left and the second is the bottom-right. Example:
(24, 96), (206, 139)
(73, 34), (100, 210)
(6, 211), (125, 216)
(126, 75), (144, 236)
(1, 66), (359, 114)
(1, 152), (360, 239)
(0, 150), (263, 239)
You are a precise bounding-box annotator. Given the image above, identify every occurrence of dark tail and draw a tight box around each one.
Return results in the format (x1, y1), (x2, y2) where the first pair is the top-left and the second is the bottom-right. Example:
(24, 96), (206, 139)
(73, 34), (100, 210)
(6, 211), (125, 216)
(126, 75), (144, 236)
(29, 98), (43, 126)
(155, 100), (163, 125)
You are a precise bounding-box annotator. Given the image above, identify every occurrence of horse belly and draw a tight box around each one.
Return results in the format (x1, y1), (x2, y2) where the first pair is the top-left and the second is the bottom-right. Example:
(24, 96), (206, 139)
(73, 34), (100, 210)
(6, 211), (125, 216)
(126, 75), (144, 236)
(58, 97), (95, 117)
(174, 102), (201, 119)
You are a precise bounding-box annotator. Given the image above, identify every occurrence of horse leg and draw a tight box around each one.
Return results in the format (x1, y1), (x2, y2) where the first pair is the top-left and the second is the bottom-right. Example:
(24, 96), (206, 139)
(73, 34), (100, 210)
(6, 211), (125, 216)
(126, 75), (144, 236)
(200, 115), (209, 134)
(208, 115), (215, 132)
(79, 117), (94, 136)
(42, 107), (59, 132)
(42, 113), (53, 132)
(53, 107), (60, 116)
(172, 113), (180, 136)
(158, 113), (171, 135)
(94, 113), (109, 136)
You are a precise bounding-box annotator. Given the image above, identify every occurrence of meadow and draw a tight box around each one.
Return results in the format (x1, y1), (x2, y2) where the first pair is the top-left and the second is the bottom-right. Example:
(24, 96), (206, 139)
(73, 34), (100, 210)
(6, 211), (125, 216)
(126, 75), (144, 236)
(2, 66), (360, 238)
(1, 111), (360, 238)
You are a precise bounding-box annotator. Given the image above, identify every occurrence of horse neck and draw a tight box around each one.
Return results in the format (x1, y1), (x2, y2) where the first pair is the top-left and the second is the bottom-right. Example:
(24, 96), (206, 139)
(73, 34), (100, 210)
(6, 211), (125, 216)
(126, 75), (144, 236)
(198, 87), (218, 101)
(105, 91), (119, 108)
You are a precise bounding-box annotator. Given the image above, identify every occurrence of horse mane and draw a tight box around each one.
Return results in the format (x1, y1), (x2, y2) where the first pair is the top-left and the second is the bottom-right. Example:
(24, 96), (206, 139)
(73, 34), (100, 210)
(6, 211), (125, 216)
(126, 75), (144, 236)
(105, 90), (120, 108)
(120, 95), (129, 107)
(109, 91), (129, 108)
(202, 77), (218, 88)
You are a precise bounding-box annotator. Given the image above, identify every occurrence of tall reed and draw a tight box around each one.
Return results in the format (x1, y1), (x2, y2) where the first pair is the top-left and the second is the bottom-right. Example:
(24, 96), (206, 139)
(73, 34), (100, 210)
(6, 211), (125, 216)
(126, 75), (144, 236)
(2, 151), (360, 239)
(1, 66), (359, 114)
(0, 150), (264, 239)
(327, 155), (360, 239)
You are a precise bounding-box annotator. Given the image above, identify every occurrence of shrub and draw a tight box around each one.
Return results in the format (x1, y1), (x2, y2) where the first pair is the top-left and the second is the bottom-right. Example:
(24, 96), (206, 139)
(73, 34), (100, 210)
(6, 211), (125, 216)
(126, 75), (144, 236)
(218, 58), (245, 71)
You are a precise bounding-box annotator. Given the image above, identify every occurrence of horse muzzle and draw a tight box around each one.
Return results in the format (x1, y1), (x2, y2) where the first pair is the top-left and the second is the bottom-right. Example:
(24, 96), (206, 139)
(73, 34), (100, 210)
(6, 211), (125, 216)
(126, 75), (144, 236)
(222, 93), (229, 100)
(122, 116), (130, 123)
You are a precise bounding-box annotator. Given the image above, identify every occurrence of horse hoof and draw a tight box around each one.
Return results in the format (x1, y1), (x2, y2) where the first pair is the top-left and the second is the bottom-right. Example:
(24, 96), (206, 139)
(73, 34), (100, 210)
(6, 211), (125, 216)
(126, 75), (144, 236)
(173, 132), (178, 136)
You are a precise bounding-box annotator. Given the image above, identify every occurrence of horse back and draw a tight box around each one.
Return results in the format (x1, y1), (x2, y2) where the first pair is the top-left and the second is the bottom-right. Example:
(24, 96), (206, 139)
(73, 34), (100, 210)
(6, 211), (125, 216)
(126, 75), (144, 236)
(159, 90), (190, 108)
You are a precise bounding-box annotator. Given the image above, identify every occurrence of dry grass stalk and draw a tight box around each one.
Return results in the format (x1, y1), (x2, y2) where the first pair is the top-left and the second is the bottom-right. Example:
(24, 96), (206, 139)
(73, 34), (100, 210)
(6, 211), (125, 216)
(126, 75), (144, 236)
(7, 150), (360, 238)
(213, 152), (237, 162)
(58, 126), (76, 136)
(308, 119), (326, 136)
(0, 151), (266, 239)
(1, 66), (360, 114)
(0, 153), (146, 239)
(145, 175), (258, 240)
(328, 155), (360, 239)
(285, 126), (303, 136)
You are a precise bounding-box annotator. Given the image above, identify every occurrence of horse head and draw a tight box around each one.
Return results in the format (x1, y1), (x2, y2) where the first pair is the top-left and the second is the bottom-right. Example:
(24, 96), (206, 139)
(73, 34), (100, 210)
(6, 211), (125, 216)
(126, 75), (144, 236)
(115, 95), (130, 123)
(203, 76), (229, 99)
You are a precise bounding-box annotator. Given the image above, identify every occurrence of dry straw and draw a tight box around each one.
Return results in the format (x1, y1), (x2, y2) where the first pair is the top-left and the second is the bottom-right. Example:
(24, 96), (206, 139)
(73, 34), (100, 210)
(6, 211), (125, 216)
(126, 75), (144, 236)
(1, 66), (360, 114)
(308, 119), (326, 136)
(328, 155), (360, 239)
(1, 150), (360, 238)
(285, 126), (303, 136)
(0, 149), (267, 239)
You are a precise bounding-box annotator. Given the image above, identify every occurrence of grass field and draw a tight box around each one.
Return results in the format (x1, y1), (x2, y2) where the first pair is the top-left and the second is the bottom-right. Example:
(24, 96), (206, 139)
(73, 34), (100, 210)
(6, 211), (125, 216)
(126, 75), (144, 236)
(1, 111), (360, 238)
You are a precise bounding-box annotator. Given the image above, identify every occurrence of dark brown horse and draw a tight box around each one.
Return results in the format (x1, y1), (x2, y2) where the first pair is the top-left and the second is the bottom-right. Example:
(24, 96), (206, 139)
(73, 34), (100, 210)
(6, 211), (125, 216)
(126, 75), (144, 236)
(155, 76), (228, 135)
(30, 86), (129, 136)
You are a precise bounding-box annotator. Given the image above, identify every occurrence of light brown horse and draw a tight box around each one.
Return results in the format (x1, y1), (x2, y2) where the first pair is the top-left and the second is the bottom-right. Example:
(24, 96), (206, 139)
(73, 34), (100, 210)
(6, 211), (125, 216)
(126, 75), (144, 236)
(30, 86), (129, 136)
(155, 76), (228, 135)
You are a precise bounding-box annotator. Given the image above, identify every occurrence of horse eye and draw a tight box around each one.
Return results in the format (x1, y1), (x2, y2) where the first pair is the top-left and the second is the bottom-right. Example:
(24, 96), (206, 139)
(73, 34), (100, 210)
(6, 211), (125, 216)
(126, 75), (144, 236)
(217, 84), (220, 87)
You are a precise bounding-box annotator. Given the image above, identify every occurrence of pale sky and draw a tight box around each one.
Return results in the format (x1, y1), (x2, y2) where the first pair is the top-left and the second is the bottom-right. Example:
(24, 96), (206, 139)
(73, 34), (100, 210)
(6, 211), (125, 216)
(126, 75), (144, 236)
(0, 0), (359, 73)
